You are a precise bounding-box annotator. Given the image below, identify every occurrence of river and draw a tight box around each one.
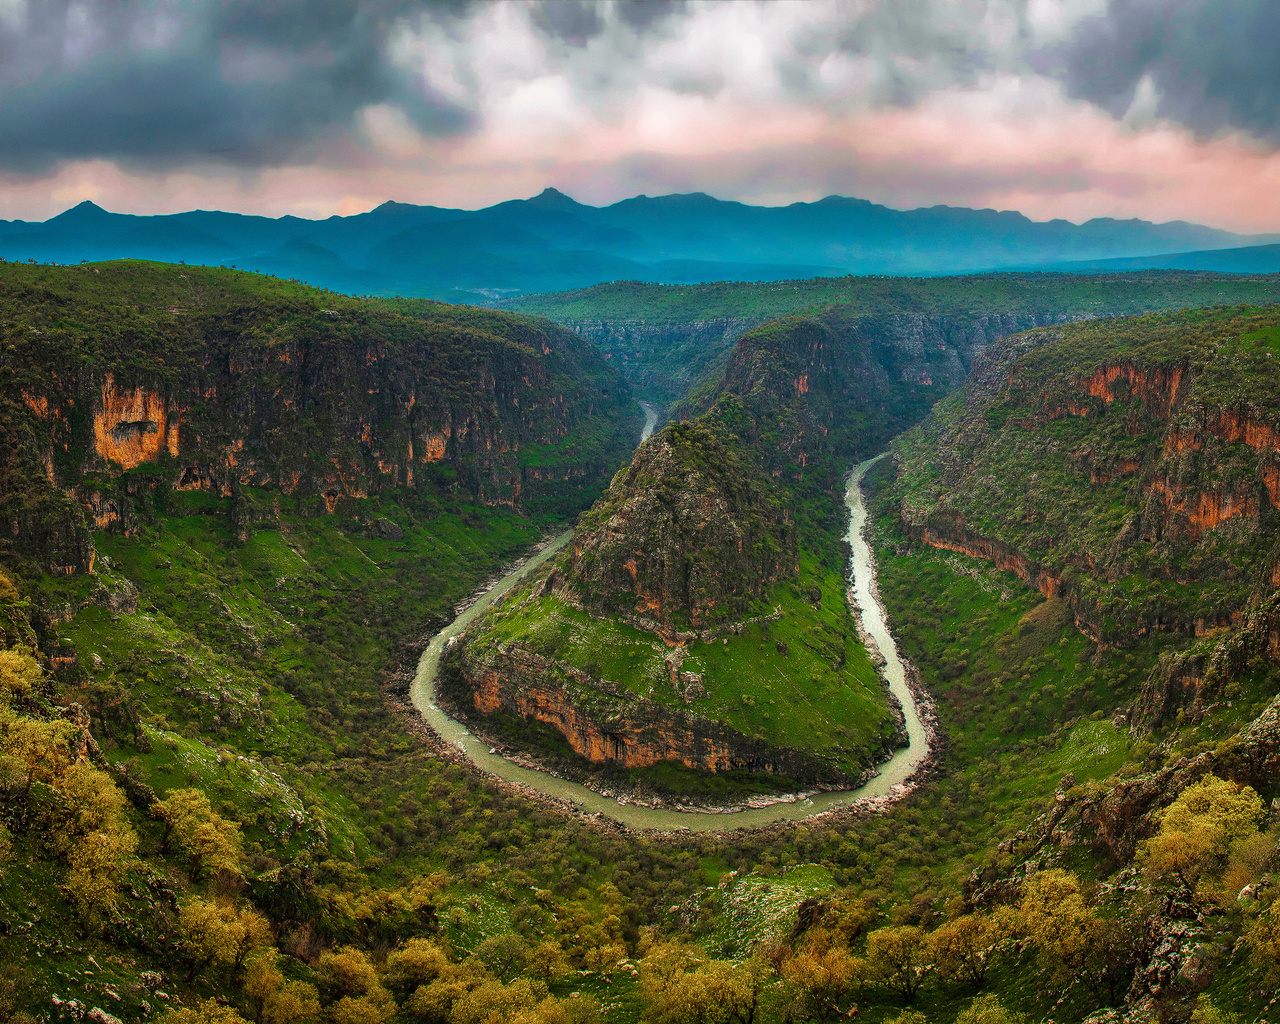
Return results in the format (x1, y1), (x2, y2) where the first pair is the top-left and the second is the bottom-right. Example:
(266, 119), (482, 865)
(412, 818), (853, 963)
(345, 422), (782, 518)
(409, 453), (929, 832)
(639, 401), (659, 443)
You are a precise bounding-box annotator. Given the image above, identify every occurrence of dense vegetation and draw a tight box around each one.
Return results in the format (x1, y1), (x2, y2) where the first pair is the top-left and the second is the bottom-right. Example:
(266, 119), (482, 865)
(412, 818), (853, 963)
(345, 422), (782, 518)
(503, 272), (1280, 406)
(3, 269), (1280, 1024)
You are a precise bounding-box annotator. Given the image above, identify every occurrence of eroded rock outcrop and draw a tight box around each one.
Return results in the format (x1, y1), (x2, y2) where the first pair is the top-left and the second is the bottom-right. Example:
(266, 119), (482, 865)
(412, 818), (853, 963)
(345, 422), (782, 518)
(565, 420), (796, 636)
(438, 638), (889, 787)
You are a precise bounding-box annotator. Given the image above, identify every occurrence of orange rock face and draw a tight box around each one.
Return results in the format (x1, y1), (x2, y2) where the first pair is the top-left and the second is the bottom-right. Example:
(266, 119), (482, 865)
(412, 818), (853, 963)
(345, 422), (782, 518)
(1082, 360), (1184, 416)
(444, 642), (871, 785)
(92, 373), (180, 470)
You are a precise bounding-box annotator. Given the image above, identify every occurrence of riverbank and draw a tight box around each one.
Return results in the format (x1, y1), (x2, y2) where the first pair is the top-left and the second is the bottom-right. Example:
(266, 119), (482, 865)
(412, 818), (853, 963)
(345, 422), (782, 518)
(405, 454), (936, 832)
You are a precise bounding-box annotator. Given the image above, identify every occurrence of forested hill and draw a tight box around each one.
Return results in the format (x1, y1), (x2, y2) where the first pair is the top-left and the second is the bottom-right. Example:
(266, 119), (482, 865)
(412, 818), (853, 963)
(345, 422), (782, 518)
(502, 272), (1280, 402)
(0, 259), (639, 577)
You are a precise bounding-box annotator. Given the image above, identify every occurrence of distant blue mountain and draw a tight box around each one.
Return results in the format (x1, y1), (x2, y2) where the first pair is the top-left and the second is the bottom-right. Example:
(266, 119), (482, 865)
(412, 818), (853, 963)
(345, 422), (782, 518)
(1, 189), (1275, 300)
(1018, 242), (1280, 275)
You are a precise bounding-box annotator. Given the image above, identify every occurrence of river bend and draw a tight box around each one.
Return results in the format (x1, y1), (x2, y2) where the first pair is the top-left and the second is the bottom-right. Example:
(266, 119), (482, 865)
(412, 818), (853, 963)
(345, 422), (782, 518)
(409, 454), (929, 831)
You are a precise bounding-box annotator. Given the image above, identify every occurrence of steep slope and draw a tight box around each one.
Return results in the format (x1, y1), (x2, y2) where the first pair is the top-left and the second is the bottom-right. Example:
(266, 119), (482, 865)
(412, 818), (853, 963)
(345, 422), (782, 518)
(890, 306), (1280, 655)
(503, 272), (1280, 404)
(0, 261), (639, 579)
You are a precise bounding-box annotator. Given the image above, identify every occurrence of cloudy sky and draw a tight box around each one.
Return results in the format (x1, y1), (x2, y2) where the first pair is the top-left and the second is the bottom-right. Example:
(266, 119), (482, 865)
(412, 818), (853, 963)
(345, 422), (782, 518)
(1, 0), (1278, 230)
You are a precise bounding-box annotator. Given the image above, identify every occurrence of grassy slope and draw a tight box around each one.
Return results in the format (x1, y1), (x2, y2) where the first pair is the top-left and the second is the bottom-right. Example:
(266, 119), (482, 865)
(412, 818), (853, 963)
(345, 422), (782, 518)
(471, 551), (894, 788)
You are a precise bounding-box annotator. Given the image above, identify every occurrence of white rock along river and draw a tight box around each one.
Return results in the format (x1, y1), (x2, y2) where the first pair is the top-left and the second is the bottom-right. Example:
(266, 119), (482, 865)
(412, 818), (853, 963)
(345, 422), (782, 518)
(409, 452), (929, 832)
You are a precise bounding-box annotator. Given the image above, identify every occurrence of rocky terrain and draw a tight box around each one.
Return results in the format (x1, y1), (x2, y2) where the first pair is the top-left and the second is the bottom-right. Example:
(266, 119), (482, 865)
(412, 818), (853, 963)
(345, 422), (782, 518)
(0, 262), (639, 579)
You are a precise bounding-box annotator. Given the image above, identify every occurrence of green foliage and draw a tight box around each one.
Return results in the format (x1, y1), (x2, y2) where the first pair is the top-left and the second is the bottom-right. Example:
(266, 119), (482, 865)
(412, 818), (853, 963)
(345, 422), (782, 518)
(1137, 775), (1266, 896)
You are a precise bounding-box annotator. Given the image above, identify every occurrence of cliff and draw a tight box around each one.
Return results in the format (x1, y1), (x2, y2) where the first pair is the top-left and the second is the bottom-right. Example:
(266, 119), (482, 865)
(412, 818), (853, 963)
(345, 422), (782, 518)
(0, 262), (639, 576)
(890, 305), (1280, 722)
(437, 637), (892, 788)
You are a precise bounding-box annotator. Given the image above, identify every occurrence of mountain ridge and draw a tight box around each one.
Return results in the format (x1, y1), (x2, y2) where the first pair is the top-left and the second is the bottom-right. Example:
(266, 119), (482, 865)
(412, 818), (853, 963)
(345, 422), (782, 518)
(3, 190), (1276, 302)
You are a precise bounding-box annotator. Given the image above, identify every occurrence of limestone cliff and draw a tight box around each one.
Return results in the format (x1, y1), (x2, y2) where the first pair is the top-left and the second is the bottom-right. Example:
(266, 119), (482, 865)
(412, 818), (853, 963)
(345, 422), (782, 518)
(890, 305), (1280, 722)
(437, 638), (886, 788)
(0, 264), (638, 575)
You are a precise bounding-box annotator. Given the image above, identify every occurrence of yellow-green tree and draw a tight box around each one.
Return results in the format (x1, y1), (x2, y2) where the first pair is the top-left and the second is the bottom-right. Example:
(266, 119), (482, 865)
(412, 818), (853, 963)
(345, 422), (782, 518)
(1138, 775), (1266, 897)
(954, 994), (1027, 1024)
(155, 999), (251, 1024)
(1, 716), (75, 826)
(316, 945), (395, 1024)
(642, 956), (769, 1024)
(864, 925), (929, 1002)
(243, 954), (322, 1024)
(0, 649), (39, 702)
(928, 906), (1020, 990)
(779, 937), (861, 1024)
(1246, 901), (1280, 989)
(178, 898), (272, 983)
(66, 827), (138, 924)
(1019, 870), (1133, 1005)
(383, 938), (456, 1002)
(450, 978), (549, 1024)
(154, 787), (244, 881)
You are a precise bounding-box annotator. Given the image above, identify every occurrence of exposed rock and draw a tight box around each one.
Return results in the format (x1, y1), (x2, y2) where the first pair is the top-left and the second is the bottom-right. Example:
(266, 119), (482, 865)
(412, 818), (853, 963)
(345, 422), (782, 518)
(439, 639), (888, 787)
(368, 517), (404, 541)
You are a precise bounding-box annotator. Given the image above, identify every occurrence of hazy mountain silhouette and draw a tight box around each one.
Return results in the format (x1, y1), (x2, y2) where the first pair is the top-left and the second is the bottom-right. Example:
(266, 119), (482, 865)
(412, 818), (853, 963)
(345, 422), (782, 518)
(1, 191), (1274, 300)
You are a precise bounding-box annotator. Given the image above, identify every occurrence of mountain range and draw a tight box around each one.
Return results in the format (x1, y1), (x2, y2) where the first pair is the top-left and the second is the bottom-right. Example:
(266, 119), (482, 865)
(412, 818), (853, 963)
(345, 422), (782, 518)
(3, 188), (1278, 301)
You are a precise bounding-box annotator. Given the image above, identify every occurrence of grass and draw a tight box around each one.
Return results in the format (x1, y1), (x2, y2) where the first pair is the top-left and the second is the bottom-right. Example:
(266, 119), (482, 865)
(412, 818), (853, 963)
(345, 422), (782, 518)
(466, 550), (899, 787)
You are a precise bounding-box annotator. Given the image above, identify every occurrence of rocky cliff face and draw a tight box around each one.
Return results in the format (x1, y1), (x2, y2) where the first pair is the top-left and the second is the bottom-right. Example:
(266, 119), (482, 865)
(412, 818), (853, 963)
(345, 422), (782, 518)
(894, 310), (1280, 643)
(0, 267), (638, 575)
(438, 638), (880, 786)
(564, 418), (796, 636)
(889, 306), (1280, 730)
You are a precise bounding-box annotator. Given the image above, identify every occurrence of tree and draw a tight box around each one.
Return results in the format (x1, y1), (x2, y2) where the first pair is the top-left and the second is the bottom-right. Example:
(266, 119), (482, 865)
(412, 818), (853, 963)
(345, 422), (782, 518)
(955, 994), (1027, 1024)
(153, 788), (244, 881)
(1019, 870), (1135, 1005)
(66, 827), (138, 924)
(450, 978), (549, 1024)
(864, 925), (929, 1002)
(779, 940), (861, 1024)
(155, 1000), (251, 1024)
(643, 957), (769, 1024)
(1246, 902), (1280, 989)
(1138, 776), (1266, 897)
(929, 910), (1017, 989)
(525, 941), (572, 984)
(317, 945), (395, 1024)
(383, 938), (455, 1002)
(0, 649), (39, 702)
(475, 933), (530, 982)
(1, 717), (74, 826)
(244, 955), (322, 1024)
(178, 898), (271, 983)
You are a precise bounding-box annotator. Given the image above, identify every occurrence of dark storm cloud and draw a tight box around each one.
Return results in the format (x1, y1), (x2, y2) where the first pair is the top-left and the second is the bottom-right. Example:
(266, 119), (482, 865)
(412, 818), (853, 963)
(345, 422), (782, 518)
(0, 0), (477, 172)
(529, 1), (605, 45)
(615, 0), (689, 33)
(1047, 0), (1280, 141)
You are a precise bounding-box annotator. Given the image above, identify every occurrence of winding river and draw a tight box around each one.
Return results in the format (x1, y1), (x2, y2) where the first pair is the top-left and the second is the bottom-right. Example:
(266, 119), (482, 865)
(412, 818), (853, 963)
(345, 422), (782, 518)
(409, 449), (929, 832)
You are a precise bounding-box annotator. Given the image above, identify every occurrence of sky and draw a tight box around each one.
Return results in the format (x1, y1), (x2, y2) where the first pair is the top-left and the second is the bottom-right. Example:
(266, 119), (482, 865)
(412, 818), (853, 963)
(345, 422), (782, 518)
(1, 0), (1279, 231)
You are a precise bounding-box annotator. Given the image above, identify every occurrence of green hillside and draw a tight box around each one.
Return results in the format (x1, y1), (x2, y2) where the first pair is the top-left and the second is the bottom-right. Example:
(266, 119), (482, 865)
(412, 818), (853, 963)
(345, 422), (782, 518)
(3, 271), (1280, 1024)
(502, 271), (1280, 405)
